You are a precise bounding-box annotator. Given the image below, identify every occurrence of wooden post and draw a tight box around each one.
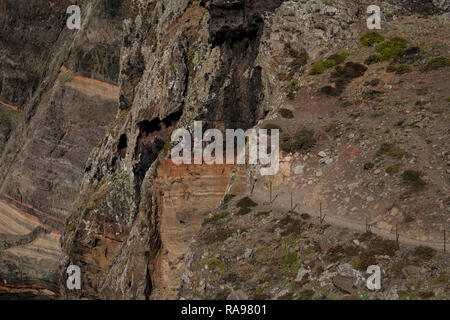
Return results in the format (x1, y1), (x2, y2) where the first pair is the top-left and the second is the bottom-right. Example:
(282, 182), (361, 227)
(396, 224), (399, 245)
(319, 202), (322, 224)
(269, 182), (272, 203)
(444, 230), (446, 253)
(290, 192), (293, 212)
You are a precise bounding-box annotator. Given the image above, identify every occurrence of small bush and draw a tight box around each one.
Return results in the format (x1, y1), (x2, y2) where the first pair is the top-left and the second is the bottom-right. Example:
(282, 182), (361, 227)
(332, 62), (368, 79)
(359, 231), (375, 242)
(390, 261), (405, 277)
(61, 71), (74, 83)
(278, 252), (299, 276)
(281, 128), (316, 154)
(365, 54), (382, 65)
(288, 47), (309, 67)
(236, 197), (257, 209)
(256, 210), (271, 217)
(202, 211), (229, 226)
(301, 213), (311, 220)
(436, 271), (449, 284)
(279, 108), (294, 119)
(280, 217), (304, 237)
(338, 51), (350, 58)
(360, 32), (385, 47)
(364, 162), (375, 170)
(288, 80), (302, 92)
(223, 194), (235, 204)
(86, 199), (96, 210)
(375, 37), (408, 61)
(201, 258), (227, 276)
(309, 59), (337, 75)
(202, 227), (234, 243)
(377, 143), (408, 159)
(371, 238), (399, 256)
(328, 53), (347, 65)
(410, 245), (436, 262)
(424, 57), (450, 71)
(402, 170), (426, 189)
(386, 163), (403, 175)
(237, 207), (252, 216)
(387, 63), (412, 74)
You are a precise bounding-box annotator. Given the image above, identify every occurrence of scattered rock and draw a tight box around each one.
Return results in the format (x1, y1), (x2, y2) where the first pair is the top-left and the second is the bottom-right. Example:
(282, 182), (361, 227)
(244, 248), (253, 259)
(332, 275), (356, 293)
(294, 164), (306, 175)
(295, 268), (310, 282)
(227, 289), (249, 300)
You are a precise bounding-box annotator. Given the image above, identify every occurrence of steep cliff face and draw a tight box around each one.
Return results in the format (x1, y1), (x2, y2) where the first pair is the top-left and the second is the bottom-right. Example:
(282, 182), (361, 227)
(0, 0), (127, 297)
(59, 0), (288, 299)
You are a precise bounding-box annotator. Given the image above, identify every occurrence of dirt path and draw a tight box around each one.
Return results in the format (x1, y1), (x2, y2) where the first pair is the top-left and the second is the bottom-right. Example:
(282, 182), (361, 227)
(60, 66), (119, 100)
(0, 100), (19, 111)
(251, 189), (448, 252)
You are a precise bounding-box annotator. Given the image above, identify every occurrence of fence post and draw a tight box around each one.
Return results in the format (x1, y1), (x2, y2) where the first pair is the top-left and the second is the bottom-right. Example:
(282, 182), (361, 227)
(444, 230), (446, 253)
(290, 192), (293, 212)
(269, 182), (272, 203)
(396, 224), (399, 245)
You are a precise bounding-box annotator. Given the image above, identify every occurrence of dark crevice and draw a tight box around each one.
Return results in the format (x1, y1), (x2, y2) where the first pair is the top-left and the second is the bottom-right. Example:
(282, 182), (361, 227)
(133, 109), (183, 196)
(117, 133), (128, 154)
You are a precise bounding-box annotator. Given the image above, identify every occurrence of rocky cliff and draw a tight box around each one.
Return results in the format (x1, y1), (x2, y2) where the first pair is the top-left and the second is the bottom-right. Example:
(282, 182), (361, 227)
(0, 0), (449, 300)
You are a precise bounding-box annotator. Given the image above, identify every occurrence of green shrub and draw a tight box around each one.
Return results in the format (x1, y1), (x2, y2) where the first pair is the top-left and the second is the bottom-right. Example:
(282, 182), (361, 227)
(201, 258), (227, 276)
(61, 71), (74, 83)
(436, 271), (449, 284)
(280, 217), (305, 237)
(278, 252), (299, 276)
(390, 261), (405, 277)
(338, 51), (350, 58)
(410, 245), (436, 262)
(377, 143), (408, 159)
(279, 108), (294, 119)
(202, 227), (234, 243)
(236, 197), (257, 209)
(281, 128), (316, 153)
(359, 231), (375, 242)
(309, 59), (337, 75)
(223, 194), (235, 204)
(402, 170), (426, 189)
(256, 210), (271, 217)
(360, 32), (385, 47)
(387, 63), (412, 74)
(424, 57), (450, 71)
(86, 199), (96, 210)
(237, 207), (252, 216)
(365, 54), (382, 65)
(375, 37), (408, 61)
(202, 211), (229, 226)
(363, 162), (375, 170)
(288, 80), (302, 92)
(386, 163), (403, 174)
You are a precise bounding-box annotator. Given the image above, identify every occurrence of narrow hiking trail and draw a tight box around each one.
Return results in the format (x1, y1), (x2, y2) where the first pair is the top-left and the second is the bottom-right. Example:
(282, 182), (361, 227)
(250, 186), (448, 253)
(0, 100), (19, 112)
(60, 66), (119, 100)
